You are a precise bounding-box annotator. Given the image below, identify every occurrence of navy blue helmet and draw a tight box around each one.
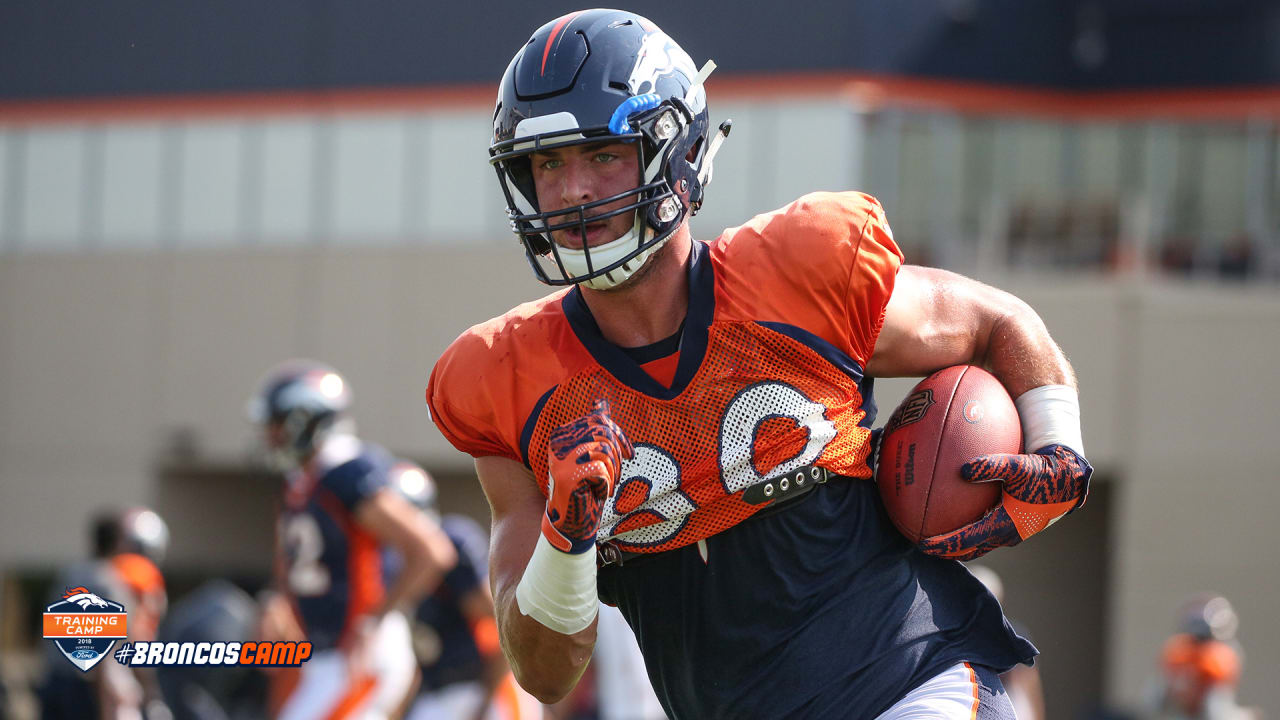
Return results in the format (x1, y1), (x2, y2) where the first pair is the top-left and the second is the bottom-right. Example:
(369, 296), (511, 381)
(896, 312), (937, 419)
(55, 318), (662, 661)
(119, 507), (170, 565)
(490, 9), (729, 289)
(1180, 594), (1238, 641)
(247, 360), (352, 469)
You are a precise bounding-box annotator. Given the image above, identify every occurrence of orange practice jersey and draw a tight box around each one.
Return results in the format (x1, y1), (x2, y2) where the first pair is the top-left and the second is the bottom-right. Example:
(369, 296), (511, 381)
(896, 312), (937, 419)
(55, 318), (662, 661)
(1161, 634), (1242, 714)
(428, 192), (902, 554)
(109, 552), (166, 641)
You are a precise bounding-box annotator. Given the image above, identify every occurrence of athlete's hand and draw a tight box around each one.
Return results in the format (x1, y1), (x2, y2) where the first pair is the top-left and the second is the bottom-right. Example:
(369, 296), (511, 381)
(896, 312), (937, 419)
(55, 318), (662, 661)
(918, 444), (1092, 561)
(543, 400), (634, 554)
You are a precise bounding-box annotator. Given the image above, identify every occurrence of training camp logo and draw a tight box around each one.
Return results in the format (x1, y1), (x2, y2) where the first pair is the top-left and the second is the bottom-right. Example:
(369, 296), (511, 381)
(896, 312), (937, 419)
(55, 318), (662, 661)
(43, 586), (128, 672)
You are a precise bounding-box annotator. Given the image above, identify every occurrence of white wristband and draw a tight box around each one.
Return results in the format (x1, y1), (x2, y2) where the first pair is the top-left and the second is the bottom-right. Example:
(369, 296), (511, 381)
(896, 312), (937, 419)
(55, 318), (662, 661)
(1014, 385), (1085, 456)
(515, 534), (599, 635)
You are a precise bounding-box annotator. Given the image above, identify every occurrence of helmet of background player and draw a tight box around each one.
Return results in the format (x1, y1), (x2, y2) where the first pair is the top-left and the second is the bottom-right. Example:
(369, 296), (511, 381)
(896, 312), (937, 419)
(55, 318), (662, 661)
(118, 507), (170, 566)
(91, 509), (124, 559)
(389, 460), (439, 523)
(490, 9), (725, 290)
(246, 360), (353, 471)
(1179, 594), (1238, 641)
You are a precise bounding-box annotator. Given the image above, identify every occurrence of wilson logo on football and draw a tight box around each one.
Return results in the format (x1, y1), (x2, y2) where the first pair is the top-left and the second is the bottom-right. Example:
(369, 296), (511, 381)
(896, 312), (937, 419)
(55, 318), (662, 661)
(43, 586), (128, 672)
(962, 400), (985, 424)
(886, 390), (935, 431)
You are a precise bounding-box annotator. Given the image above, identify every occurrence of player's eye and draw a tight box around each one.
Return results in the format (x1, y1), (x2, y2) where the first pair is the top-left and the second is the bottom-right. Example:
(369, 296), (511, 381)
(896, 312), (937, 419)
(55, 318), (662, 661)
(593, 152), (617, 164)
(536, 157), (562, 170)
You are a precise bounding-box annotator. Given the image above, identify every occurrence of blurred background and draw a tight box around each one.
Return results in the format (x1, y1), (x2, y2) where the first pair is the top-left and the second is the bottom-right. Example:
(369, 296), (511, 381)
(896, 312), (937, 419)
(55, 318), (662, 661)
(1, 0), (1277, 718)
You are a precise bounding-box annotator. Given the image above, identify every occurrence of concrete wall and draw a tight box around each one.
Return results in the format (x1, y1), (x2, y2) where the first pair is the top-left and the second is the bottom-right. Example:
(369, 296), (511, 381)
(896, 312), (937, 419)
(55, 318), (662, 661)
(2, 247), (1278, 713)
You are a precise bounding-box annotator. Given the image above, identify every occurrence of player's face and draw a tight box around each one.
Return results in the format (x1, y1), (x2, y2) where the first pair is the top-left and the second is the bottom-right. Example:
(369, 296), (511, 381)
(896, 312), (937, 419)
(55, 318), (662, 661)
(530, 141), (641, 249)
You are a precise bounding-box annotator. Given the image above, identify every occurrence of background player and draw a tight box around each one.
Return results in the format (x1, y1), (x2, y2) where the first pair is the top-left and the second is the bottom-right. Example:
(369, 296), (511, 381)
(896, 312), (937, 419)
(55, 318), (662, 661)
(249, 360), (456, 720)
(428, 8), (1092, 719)
(1147, 594), (1261, 720)
(154, 579), (267, 720)
(39, 506), (171, 720)
(387, 460), (542, 720)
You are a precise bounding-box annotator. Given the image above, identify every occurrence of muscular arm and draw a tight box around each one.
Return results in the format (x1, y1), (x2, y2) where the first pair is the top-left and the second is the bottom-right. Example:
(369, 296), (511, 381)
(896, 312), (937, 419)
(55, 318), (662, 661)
(476, 455), (596, 703)
(355, 489), (457, 616)
(867, 264), (1075, 395)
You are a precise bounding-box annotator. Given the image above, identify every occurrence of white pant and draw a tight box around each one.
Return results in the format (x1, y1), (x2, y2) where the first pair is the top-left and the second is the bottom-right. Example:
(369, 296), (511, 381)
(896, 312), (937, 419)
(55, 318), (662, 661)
(405, 675), (543, 720)
(279, 612), (417, 720)
(875, 663), (987, 720)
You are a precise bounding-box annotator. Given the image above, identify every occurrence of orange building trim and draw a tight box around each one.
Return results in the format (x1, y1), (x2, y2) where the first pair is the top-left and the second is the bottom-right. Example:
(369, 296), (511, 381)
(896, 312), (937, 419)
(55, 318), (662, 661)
(1, 72), (1278, 126)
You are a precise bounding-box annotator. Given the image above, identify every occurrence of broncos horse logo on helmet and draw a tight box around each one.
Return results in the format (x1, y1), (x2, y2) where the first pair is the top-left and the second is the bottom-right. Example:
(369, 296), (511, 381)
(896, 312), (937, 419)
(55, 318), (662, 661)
(489, 8), (731, 290)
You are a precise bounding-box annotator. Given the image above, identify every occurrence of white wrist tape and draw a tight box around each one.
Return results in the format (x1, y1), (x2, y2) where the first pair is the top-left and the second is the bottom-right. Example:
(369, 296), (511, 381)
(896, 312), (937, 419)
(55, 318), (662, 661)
(1014, 385), (1085, 456)
(515, 534), (599, 635)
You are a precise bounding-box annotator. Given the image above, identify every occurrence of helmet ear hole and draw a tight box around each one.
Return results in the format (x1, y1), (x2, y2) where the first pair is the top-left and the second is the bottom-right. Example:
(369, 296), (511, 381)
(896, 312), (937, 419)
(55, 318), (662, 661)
(505, 158), (538, 210)
(685, 136), (704, 165)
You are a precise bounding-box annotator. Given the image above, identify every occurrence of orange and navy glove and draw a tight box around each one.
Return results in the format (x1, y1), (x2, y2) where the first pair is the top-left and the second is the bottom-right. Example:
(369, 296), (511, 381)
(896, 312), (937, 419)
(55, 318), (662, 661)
(918, 444), (1092, 561)
(543, 400), (634, 555)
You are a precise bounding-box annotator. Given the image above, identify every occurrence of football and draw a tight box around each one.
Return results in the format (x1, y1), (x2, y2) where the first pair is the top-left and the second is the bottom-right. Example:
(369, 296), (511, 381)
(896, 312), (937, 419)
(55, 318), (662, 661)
(875, 365), (1022, 544)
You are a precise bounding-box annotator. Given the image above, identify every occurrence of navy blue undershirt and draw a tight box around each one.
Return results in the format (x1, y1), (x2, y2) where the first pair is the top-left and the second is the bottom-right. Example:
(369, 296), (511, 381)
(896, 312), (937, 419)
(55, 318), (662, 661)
(617, 319), (685, 364)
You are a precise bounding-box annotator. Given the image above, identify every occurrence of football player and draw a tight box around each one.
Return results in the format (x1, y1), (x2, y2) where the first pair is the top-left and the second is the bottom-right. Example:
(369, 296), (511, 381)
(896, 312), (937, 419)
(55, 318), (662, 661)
(387, 460), (542, 720)
(39, 507), (170, 720)
(154, 579), (266, 720)
(428, 9), (1092, 719)
(249, 360), (456, 720)
(1151, 594), (1256, 720)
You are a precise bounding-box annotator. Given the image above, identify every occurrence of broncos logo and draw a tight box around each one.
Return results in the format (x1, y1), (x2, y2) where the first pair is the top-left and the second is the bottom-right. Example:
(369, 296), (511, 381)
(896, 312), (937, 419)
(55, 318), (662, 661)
(627, 31), (700, 103)
(62, 587), (111, 609)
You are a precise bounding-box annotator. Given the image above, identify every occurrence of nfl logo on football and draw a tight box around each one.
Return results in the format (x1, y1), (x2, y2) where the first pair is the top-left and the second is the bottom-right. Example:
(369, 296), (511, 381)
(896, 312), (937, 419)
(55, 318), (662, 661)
(42, 586), (128, 672)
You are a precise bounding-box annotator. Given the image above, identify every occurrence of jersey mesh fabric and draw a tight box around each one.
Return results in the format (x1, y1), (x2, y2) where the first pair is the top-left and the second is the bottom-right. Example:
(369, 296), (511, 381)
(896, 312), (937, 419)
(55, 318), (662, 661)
(527, 319), (874, 554)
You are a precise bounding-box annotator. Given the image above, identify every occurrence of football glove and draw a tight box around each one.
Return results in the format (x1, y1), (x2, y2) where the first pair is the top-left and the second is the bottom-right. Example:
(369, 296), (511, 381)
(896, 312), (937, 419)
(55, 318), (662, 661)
(542, 400), (634, 554)
(917, 444), (1092, 561)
